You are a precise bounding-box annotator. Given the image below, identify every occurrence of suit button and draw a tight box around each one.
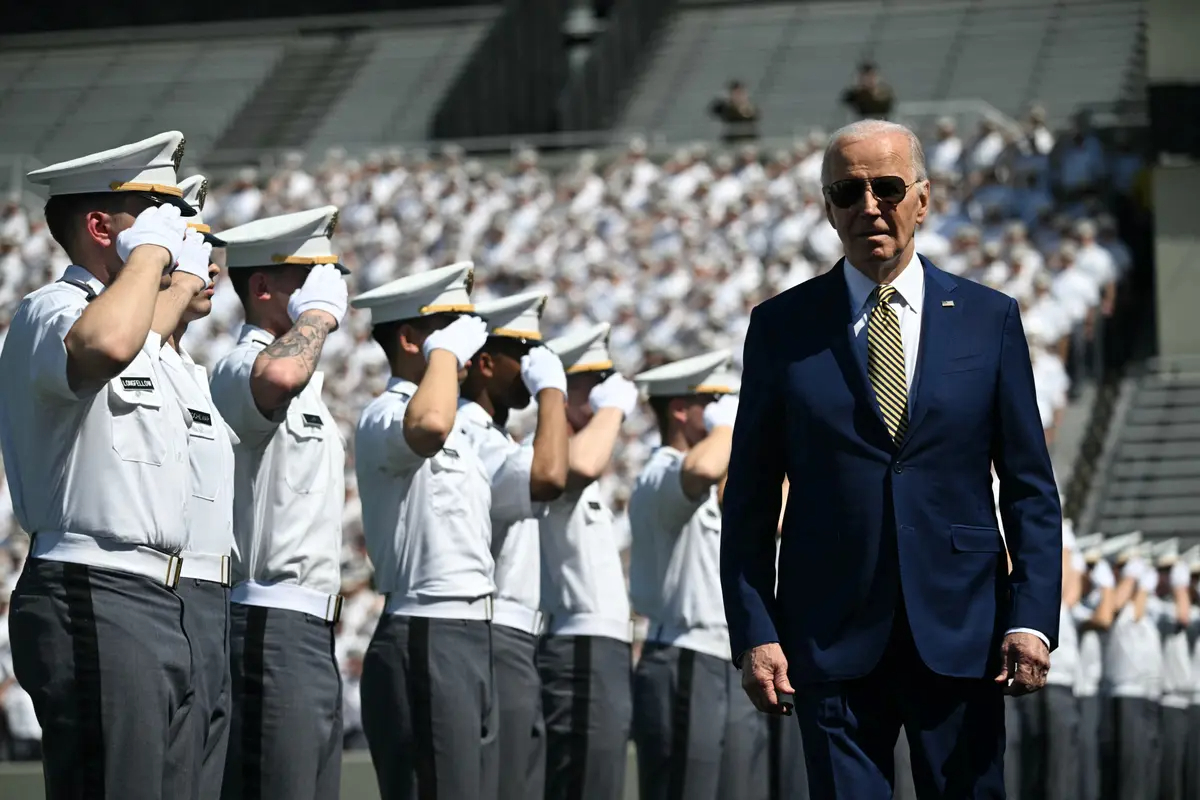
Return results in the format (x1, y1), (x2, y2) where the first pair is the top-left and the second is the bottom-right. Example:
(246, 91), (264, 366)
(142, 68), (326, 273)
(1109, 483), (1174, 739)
(893, 464), (903, 474)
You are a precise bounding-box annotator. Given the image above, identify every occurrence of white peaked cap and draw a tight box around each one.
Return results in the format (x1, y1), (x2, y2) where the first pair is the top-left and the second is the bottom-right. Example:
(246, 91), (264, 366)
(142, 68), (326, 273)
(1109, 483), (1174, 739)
(1183, 545), (1200, 574)
(220, 206), (347, 273)
(1075, 533), (1105, 563)
(634, 350), (739, 397)
(475, 290), (548, 342)
(1153, 537), (1180, 568)
(177, 174), (226, 246)
(26, 130), (194, 214)
(350, 262), (475, 325)
(547, 322), (614, 374)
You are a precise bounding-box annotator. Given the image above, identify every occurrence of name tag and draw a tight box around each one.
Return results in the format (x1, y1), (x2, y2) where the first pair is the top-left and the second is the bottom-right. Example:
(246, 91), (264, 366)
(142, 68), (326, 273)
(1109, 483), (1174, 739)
(188, 409), (212, 426)
(121, 377), (154, 391)
(302, 413), (323, 428)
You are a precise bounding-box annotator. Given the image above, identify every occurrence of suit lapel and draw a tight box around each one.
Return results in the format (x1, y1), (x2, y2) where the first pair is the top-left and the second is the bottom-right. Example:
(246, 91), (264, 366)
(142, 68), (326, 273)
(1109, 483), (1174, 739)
(824, 260), (892, 445)
(901, 257), (959, 448)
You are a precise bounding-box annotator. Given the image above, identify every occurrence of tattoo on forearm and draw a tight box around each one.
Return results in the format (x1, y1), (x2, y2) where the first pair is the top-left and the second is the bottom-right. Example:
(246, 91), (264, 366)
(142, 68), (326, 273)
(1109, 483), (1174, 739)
(261, 311), (332, 377)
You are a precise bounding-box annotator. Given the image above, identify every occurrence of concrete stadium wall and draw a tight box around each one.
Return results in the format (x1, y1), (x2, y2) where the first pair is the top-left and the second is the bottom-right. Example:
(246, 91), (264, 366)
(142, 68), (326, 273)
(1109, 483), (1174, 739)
(1153, 165), (1200, 358)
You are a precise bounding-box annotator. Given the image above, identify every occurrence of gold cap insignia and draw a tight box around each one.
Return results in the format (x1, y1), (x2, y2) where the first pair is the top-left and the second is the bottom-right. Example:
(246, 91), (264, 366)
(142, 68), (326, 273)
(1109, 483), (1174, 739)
(325, 210), (339, 238)
(465, 268), (475, 296)
(171, 137), (186, 172)
(197, 179), (209, 211)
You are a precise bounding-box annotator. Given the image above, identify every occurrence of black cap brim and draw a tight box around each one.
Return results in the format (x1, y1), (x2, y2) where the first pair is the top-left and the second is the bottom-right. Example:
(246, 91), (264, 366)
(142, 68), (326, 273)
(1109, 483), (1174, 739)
(203, 232), (227, 247)
(157, 193), (199, 217)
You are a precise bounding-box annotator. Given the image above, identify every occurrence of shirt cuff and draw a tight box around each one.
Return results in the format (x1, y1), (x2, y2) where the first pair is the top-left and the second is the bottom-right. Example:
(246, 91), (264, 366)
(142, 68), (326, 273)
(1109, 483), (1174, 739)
(1005, 627), (1050, 649)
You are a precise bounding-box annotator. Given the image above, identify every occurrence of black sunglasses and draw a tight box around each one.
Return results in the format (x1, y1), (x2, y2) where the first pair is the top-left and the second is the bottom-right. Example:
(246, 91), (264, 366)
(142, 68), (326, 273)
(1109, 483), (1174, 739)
(823, 176), (919, 209)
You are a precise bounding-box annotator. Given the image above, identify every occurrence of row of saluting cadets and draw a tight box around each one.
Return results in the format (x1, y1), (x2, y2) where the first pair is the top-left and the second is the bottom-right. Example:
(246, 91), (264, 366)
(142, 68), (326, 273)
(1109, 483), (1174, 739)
(0, 131), (801, 800)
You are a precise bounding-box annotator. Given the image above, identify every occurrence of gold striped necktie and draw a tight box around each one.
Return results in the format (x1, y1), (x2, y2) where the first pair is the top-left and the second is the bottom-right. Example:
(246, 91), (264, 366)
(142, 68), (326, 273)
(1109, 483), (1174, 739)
(867, 285), (908, 443)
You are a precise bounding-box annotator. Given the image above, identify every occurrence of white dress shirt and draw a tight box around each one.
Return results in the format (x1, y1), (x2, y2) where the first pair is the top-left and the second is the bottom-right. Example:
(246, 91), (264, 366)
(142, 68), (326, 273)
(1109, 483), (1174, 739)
(159, 345), (236, 560)
(0, 265), (191, 553)
(628, 446), (729, 660)
(355, 378), (495, 609)
(844, 255), (1050, 650)
(209, 324), (344, 595)
(457, 400), (544, 634)
(539, 481), (632, 642)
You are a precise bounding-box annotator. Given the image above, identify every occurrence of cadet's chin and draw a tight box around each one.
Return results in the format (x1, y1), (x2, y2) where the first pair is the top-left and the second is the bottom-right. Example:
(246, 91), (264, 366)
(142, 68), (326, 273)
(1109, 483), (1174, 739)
(510, 386), (533, 410)
(187, 298), (214, 319)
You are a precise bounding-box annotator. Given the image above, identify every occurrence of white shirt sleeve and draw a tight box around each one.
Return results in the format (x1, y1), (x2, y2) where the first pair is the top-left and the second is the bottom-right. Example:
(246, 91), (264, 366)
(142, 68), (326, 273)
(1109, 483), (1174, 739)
(490, 442), (537, 524)
(209, 344), (285, 448)
(643, 450), (706, 535)
(27, 290), (90, 402)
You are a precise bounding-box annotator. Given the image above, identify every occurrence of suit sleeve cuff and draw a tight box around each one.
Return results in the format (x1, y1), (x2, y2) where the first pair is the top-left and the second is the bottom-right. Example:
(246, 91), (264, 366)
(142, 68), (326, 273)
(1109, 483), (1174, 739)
(1005, 627), (1050, 649)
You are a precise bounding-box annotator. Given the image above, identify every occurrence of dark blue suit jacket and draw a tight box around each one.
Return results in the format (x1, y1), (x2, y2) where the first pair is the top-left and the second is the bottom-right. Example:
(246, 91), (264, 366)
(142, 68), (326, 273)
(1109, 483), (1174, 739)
(720, 257), (1062, 682)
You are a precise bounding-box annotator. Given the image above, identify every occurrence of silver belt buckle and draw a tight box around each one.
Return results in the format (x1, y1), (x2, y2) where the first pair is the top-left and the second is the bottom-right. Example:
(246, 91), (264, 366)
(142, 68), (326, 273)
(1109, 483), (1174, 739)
(219, 555), (231, 587)
(325, 595), (344, 625)
(165, 555), (182, 589)
(483, 596), (494, 621)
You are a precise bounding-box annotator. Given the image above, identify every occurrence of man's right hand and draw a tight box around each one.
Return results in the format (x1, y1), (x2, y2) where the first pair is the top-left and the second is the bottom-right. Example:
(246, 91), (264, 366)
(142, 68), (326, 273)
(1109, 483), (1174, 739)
(172, 229), (212, 290)
(116, 205), (187, 265)
(740, 642), (795, 715)
(287, 264), (348, 330)
(422, 315), (488, 368)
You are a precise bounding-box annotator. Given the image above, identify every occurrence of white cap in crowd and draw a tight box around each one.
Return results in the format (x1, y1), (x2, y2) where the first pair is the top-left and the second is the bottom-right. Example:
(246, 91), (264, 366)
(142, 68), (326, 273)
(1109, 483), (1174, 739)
(634, 350), (739, 397)
(350, 262), (476, 325)
(221, 205), (348, 273)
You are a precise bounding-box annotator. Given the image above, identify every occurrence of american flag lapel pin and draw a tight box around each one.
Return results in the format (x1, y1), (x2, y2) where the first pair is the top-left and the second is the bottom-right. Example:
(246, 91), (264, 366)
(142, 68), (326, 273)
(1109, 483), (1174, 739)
(942, 300), (955, 307)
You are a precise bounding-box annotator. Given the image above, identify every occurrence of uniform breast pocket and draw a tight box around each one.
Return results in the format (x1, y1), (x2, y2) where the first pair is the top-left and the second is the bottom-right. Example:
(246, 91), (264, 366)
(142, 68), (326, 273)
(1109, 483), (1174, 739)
(187, 419), (219, 500)
(428, 448), (468, 512)
(283, 410), (327, 494)
(109, 378), (167, 466)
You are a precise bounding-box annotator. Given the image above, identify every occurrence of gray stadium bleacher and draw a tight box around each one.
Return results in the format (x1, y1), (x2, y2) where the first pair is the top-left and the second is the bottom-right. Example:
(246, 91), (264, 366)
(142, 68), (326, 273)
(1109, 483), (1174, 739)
(618, 0), (1145, 140)
(1090, 357), (1200, 539)
(0, 39), (288, 166)
(306, 20), (491, 152)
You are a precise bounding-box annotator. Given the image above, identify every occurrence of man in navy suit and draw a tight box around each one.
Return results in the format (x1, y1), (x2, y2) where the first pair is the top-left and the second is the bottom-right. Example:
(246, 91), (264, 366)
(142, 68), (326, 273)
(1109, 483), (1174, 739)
(720, 119), (1062, 799)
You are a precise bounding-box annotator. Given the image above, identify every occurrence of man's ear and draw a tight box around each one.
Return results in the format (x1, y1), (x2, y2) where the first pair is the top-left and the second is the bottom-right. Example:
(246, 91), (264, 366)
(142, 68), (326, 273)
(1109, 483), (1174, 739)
(668, 396), (690, 425)
(914, 180), (931, 225)
(249, 271), (272, 302)
(398, 323), (422, 355)
(824, 198), (836, 229)
(473, 350), (496, 379)
(84, 211), (115, 249)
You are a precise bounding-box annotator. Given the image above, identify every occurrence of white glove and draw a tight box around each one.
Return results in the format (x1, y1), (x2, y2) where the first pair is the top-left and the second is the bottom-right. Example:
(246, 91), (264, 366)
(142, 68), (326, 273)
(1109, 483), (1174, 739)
(173, 228), (212, 284)
(521, 347), (568, 395)
(588, 374), (639, 417)
(1090, 560), (1115, 590)
(115, 204), (187, 264)
(287, 264), (348, 329)
(1170, 561), (1191, 591)
(703, 394), (739, 432)
(1138, 563), (1160, 594)
(422, 315), (487, 368)
(1123, 556), (1147, 584)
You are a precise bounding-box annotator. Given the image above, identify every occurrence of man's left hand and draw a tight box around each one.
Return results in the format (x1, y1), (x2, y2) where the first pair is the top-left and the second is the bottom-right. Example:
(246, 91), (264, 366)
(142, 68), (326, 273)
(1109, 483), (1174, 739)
(994, 631), (1050, 696)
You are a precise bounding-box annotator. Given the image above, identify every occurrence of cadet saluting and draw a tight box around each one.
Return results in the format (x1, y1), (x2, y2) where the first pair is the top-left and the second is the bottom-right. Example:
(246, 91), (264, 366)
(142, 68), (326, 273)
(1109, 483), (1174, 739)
(151, 174), (238, 799)
(0, 131), (211, 799)
(458, 291), (571, 800)
(209, 207), (349, 800)
(539, 323), (640, 800)
(628, 351), (767, 800)
(351, 263), (499, 800)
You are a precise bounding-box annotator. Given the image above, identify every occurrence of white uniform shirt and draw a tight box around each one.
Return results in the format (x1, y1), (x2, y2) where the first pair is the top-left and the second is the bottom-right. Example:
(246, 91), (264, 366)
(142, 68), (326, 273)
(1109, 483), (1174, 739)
(1073, 594), (1104, 698)
(1046, 601), (1079, 689)
(210, 324), (344, 594)
(539, 480), (632, 641)
(457, 401), (542, 621)
(0, 266), (191, 552)
(1189, 610), (1200, 706)
(1104, 602), (1163, 699)
(1156, 596), (1193, 709)
(628, 446), (728, 660)
(355, 378), (494, 605)
(158, 345), (236, 558)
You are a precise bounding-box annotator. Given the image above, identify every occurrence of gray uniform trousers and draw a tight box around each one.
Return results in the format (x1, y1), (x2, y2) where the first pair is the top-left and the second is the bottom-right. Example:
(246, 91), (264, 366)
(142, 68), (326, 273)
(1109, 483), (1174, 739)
(1077, 694), (1102, 800)
(632, 643), (768, 800)
(176, 579), (232, 800)
(892, 728), (917, 800)
(768, 714), (807, 800)
(1100, 696), (1161, 800)
(1184, 706), (1200, 798)
(360, 614), (499, 800)
(9, 558), (202, 800)
(1158, 705), (1189, 800)
(493, 623), (546, 800)
(1014, 684), (1079, 800)
(221, 603), (343, 800)
(537, 634), (632, 800)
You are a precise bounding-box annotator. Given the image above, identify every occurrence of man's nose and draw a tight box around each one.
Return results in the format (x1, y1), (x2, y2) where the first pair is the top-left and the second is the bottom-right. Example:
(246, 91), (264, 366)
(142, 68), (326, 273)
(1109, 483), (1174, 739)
(859, 187), (882, 216)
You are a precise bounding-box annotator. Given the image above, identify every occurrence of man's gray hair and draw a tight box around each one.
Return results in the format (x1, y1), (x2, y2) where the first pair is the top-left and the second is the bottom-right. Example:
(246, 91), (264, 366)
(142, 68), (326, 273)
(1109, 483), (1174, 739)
(820, 119), (928, 185)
